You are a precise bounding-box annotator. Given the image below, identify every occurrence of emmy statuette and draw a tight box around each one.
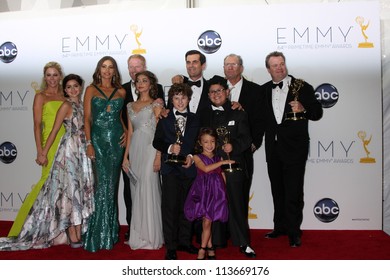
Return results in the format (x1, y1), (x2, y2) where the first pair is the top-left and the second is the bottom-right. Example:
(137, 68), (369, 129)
(216, 126), (242, 172)
(284, 78), (306, 121)
(165, 117), (187, 165)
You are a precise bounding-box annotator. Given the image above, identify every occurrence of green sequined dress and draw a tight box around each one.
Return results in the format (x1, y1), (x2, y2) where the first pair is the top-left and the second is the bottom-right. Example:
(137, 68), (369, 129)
(83, 87), (124, 252)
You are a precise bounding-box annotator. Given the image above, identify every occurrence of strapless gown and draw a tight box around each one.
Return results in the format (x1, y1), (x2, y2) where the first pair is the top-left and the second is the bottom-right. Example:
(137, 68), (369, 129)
(0, 101), (94, 250)
(7, 101), (65, 237)
(83, 90), (124, 252)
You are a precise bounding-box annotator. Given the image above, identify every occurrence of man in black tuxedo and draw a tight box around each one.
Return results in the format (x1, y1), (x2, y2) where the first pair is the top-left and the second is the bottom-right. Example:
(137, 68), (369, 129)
(121, 54), (165, 241)
(153, 83), (200, 260)
(198, 76), (256, 258)
(259, 51), (323, 247)
(169, 50), (210, 113)
(213, 53), (263, 194)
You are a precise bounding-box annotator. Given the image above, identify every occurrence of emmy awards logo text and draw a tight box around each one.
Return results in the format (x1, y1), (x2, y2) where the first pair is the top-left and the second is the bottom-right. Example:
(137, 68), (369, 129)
(355, 16), (374, 48)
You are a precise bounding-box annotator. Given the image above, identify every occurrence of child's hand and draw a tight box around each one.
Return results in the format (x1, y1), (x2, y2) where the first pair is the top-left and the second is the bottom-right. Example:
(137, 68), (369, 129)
(223, 159), (235, 165)
(222, 143), (233, 154)
(182, 155), (193, 169)
(170, 143), (181, 155)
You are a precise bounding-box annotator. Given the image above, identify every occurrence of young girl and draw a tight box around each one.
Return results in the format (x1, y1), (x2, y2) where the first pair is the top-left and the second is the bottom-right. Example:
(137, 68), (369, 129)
(184, 127), (234, 260)
(0, 74), (94, 251)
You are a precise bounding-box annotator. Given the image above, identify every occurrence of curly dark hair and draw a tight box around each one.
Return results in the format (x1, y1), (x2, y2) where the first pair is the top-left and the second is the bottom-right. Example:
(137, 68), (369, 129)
(168, 83), (193, 101)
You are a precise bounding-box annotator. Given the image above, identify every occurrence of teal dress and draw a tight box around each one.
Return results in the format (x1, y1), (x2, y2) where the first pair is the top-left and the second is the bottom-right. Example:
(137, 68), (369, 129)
(83, 86), (124, 252)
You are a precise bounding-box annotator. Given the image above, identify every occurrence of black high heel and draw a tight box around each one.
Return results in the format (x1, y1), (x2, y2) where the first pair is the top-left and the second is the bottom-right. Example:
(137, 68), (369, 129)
(197, 247), (207, 260)
(206, 246), (216, 260)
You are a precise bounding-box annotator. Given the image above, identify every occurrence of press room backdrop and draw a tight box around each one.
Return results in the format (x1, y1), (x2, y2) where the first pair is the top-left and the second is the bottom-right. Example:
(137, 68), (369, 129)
(0, 1), (382, 230)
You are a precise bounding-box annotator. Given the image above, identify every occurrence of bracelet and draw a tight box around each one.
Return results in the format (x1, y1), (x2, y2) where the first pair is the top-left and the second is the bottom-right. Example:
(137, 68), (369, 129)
(86, 140), (92, 146)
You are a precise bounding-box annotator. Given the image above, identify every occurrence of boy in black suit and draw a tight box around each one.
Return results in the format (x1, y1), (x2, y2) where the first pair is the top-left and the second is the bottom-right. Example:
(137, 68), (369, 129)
(198, 76), (256, 258)
(153, 83), (200, 260)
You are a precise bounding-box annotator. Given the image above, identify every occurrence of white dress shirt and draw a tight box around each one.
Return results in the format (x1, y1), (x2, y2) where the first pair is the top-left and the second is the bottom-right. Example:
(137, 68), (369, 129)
(272, 76), (291, 124)
(188, 78), (203, 113)
(227, 78), (243, 102)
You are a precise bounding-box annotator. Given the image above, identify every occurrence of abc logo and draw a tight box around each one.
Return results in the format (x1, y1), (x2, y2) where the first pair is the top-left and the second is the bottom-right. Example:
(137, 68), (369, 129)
(197, 30), (222, 54)
(313, 198), (339, 223)
(0, 41), (18, 63)
(0, 141), (17, 164)
(315, 83), (339, 108)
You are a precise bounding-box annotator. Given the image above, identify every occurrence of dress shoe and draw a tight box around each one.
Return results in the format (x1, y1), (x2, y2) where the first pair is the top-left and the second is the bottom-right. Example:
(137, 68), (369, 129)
(124, 231), (130, 241)
(264, 230), (286, 239)
(165, 249), (177, 260)
(197, 247), (206, 260)
(177, 244), (198, 254)
(206, 246), (216, 260)
(240, 245), (256, 258)
(289, 235), (301, 247)
(70, 241), (83, 249)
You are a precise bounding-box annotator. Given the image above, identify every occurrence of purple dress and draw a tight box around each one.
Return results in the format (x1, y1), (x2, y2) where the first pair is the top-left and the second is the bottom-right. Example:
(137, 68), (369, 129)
(184, 154), (228, 222)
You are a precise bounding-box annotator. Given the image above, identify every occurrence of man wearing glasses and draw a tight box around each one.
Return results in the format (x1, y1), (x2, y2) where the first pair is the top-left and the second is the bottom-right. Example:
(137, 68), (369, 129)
(213, 54), (263, 200)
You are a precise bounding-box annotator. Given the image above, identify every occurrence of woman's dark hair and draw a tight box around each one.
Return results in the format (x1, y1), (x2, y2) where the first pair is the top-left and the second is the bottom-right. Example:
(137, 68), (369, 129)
(92, 56), (122, 88)
(135, 70), (158, 99)
(62, 74), (84, 97)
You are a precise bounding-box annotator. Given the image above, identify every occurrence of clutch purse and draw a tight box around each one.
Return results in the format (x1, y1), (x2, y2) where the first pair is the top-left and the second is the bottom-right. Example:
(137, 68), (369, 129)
(126, 166), (138, 185)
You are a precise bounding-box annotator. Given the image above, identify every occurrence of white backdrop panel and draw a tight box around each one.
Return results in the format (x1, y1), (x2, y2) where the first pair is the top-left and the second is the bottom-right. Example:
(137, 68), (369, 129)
(0, 1), (382, 229)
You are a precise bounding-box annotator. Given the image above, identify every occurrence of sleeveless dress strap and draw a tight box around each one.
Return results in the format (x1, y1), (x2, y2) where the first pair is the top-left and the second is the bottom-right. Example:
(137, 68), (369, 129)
(92, 85), (119, 101)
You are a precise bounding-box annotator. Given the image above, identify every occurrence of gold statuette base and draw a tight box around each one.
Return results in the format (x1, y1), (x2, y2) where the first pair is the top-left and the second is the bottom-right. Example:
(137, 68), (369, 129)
(284, 112), (306, 121)
(221, 163), (242, 173)
(165, 154), (187, 165)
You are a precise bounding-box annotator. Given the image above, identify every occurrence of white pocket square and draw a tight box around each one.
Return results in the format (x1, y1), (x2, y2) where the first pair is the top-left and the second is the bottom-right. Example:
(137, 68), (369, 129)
(228, 120), (235, 126)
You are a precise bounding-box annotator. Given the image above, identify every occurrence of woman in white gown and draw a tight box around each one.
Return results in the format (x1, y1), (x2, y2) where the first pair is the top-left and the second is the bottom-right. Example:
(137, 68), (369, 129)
(122, 71), (164, 250)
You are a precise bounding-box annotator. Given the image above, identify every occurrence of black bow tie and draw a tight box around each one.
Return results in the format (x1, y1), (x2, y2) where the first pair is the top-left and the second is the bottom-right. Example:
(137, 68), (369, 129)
(188, 80), (201, 88)
(175, 111), (188, 117)
(272, 81), (284, 89)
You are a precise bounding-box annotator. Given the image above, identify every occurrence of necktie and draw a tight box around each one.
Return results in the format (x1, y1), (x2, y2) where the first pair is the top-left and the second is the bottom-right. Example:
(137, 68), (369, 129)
(188, 80), (201, 87)
(272, 81), (284, 89)
(212, 105), (224, 111)
(175, 111), (188, 117)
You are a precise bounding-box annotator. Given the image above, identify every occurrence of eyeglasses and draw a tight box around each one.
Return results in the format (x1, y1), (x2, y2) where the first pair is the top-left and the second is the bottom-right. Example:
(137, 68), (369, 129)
(209, 88), (225, 95)
(224, 63), (240, 68)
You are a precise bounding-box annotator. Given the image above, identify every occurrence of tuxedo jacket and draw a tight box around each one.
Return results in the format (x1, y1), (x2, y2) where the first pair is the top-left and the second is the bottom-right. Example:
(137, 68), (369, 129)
(153, 111), (200, 178)
(259, 75), (323, 164)
(121, 81), (165, 128)
(198, 100), (252, 169)
(237, 77), (263, 149)
(167, 77), (211, 114)
(212, 75), (263, 149)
